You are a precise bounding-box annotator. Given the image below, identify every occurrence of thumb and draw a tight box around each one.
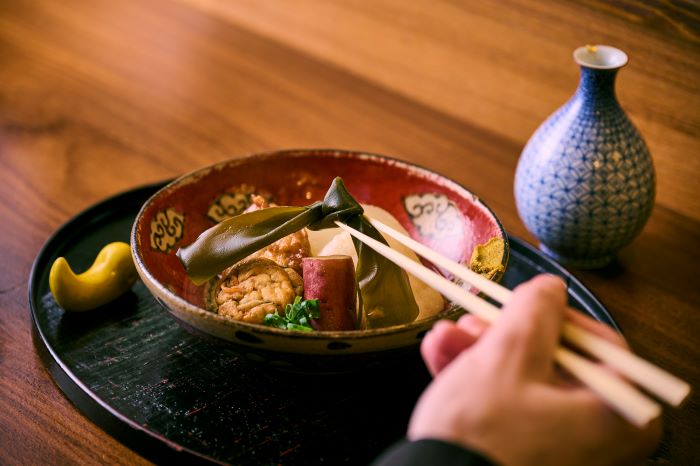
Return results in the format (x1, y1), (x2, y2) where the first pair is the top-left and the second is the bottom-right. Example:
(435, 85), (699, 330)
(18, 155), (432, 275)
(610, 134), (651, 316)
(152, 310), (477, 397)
(479, 274), (567, 380)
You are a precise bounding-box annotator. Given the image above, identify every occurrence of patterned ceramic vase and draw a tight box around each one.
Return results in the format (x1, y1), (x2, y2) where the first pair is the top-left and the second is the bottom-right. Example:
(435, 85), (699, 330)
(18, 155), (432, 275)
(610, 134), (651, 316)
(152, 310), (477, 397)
(514, 45), (655, 268)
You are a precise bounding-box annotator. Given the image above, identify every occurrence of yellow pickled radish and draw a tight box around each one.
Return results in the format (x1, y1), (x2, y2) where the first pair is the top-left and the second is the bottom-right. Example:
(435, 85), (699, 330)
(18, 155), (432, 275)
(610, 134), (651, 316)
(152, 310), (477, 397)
(49, 242), (138, 311)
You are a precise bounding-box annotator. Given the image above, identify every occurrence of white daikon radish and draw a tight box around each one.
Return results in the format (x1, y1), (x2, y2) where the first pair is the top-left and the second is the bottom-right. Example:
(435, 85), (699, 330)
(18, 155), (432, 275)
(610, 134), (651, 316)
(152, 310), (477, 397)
(318, 204), (445, 321)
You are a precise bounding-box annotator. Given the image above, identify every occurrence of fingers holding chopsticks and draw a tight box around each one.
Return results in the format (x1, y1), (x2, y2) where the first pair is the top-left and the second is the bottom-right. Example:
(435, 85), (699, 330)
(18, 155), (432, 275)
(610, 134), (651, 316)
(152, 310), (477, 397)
(412, 274), (663, 466)
(338, 219), (688, 424)
(478, 275), (567, 381)
(421, 276), (567, 380)
(423, 276), (637, 392)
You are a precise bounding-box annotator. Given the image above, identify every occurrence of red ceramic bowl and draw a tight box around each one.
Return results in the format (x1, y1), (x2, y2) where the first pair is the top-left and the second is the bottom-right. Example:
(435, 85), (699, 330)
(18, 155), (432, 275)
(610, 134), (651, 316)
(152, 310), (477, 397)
(131, 149), (508, 372)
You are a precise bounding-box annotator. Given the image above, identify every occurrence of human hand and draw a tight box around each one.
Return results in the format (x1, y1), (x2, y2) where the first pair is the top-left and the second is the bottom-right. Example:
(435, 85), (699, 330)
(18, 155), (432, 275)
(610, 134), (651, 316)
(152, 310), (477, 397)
(408, 275), (661, 466)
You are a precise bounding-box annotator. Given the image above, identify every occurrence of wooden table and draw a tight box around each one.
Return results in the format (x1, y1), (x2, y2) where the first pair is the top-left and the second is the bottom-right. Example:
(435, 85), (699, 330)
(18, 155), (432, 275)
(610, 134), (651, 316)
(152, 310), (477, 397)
(1, 1), (698, 464)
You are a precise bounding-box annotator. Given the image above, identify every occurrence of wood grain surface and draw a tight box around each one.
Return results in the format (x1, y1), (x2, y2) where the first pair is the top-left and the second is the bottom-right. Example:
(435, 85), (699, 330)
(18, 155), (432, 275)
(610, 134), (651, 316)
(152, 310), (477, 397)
(0, 0), (698, 464)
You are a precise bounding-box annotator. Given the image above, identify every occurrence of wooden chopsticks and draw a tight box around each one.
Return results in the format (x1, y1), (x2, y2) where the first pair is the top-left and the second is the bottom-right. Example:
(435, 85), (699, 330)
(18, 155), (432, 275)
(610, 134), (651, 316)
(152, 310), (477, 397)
(368, 218), (691, 407)
(334, 219), (691, 428)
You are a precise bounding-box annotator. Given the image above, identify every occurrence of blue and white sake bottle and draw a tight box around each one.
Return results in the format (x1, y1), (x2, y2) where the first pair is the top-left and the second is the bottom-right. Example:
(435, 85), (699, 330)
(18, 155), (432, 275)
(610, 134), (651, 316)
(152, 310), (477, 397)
(514, 45), (655, 268)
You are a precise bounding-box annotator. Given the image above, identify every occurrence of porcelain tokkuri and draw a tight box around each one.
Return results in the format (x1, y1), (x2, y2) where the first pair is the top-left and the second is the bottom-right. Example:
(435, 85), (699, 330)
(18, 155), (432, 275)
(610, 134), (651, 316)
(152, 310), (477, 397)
(515, 45), (655, 268)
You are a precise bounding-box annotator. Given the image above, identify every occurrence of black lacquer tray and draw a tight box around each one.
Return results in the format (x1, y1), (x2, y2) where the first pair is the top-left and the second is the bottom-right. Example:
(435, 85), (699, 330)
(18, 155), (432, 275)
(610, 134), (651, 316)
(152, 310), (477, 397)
(29, 182), (619, 465)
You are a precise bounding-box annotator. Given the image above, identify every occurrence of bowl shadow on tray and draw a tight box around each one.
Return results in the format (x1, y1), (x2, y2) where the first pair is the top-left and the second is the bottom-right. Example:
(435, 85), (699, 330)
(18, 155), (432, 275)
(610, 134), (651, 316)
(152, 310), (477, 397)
(163, 312), (434, 436)
(167, 305), (435, 377)
(151, 324), (431, 466)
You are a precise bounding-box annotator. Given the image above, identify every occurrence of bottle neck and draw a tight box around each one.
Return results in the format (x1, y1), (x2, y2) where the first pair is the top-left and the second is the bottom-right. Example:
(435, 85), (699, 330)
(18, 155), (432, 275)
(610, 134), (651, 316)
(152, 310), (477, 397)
(575, 67), (619, 108)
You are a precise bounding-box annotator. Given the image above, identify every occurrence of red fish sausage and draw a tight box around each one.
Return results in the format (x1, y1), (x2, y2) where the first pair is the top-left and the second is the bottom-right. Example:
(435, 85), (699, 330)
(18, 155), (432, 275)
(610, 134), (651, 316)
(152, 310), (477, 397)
(302, 255), (356, 331)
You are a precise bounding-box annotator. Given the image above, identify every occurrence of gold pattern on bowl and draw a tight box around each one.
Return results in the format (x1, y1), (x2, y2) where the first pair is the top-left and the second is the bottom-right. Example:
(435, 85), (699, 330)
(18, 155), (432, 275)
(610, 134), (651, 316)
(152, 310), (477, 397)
(149, 208), (185, 253)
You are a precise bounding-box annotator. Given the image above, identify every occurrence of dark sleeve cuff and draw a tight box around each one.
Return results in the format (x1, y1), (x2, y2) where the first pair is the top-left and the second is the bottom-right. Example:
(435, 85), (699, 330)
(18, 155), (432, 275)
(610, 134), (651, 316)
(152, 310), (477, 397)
(371, 438), (495, 466)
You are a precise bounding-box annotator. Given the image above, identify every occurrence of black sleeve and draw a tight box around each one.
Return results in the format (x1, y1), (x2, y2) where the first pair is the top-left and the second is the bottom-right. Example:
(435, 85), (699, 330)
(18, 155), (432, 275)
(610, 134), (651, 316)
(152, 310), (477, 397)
(371, 438), (495, 466)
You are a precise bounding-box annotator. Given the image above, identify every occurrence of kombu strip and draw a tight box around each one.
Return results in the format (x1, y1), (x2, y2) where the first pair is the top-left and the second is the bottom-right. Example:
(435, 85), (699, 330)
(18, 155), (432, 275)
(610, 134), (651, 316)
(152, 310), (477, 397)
(176, 177), (419, 328)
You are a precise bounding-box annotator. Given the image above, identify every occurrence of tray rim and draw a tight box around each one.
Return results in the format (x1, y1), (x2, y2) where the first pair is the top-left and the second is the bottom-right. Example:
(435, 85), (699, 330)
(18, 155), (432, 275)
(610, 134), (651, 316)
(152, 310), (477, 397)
(28, 181), (620, 465)
(28, 181), (221, 465)
(503, 236), (620, 332)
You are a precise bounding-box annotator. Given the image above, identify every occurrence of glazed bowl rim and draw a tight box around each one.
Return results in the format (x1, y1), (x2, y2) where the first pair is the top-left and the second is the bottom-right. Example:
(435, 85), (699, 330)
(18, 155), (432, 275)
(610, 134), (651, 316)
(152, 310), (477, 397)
(130, 148), (509, 340)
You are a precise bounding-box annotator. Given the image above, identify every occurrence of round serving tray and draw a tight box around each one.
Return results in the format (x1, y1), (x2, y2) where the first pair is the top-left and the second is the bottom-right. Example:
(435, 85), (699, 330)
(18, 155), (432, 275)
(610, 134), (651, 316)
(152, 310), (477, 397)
(29, 182), (619, 465)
